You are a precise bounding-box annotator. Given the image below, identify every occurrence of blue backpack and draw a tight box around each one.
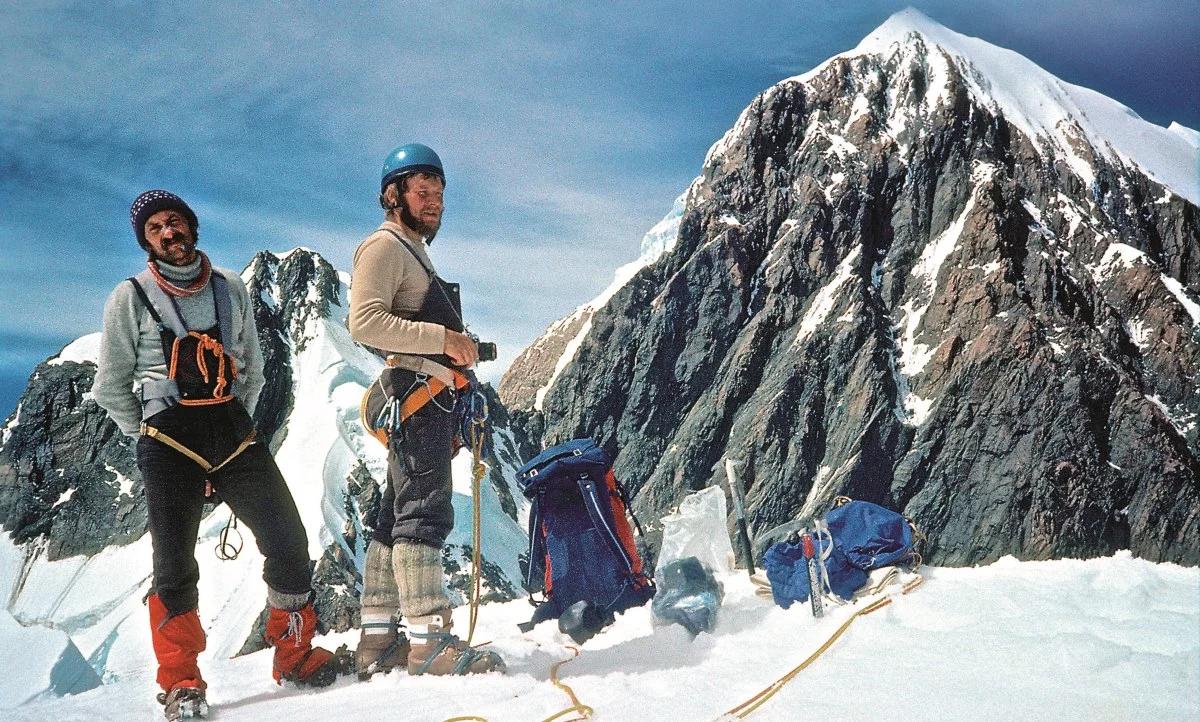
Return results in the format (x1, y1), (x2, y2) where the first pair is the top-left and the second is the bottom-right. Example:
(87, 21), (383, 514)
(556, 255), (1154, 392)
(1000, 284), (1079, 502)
(516, 440), (655, 637)
(764, 498), (917, 608)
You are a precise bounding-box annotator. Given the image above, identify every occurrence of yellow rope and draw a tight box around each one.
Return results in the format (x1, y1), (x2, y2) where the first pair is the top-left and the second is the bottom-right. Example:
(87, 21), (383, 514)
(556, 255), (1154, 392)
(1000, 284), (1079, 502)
(724, 574), (923, 719)
(439, 422), (493, 722)
(466, 420), (486, 646)
(539, 646), (594, 722)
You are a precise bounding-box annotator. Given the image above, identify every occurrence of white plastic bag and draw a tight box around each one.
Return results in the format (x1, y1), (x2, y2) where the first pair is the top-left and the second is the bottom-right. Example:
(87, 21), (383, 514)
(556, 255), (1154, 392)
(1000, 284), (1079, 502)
(656, 485), (735, 577)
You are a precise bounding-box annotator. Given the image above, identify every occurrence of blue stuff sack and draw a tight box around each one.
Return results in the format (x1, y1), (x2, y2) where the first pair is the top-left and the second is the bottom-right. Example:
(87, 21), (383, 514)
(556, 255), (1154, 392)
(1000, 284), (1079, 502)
(825, 498), (914, 569)
(763, 499), (916, 608)
(764, 531), (866, 608)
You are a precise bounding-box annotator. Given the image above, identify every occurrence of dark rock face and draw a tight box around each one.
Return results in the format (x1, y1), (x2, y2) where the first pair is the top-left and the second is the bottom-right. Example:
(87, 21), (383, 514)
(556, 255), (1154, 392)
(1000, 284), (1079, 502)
(521, 34), (1200, 565)
(244, 252), (294, 448)
(443, 544), (519, 605)
(0, 361), (143, 561)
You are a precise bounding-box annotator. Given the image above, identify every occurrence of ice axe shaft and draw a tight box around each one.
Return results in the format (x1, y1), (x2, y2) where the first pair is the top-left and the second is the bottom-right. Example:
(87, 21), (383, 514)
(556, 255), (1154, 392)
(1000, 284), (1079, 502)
(802, 533), (825, 618)
(723, 459), (756, 576)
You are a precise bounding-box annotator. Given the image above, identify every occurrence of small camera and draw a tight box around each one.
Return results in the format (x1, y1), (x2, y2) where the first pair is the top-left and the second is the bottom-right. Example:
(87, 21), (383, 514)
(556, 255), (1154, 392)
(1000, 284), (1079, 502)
(467, 331), (497, 362)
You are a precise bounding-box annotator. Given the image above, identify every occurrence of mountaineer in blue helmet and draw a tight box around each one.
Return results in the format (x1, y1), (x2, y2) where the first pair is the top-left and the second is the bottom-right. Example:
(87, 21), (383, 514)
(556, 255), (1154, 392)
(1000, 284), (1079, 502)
(348, 143), (504, 677)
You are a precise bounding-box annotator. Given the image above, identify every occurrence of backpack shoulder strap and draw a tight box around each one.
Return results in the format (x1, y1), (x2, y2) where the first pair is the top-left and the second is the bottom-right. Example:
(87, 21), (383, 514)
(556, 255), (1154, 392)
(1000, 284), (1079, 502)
(523, 495), (547, 594)
(210, 269), (233, 345)
(576, 476), (637, 576)
(127, 276), (162, 326)
(607, 470), (647, 537)
(382, 228), (435, 278)
(130, 271), (188, 337)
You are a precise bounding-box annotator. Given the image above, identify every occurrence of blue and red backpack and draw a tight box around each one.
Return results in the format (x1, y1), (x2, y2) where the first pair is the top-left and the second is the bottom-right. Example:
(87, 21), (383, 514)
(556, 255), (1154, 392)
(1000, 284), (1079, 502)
(516, 439), (655, 637)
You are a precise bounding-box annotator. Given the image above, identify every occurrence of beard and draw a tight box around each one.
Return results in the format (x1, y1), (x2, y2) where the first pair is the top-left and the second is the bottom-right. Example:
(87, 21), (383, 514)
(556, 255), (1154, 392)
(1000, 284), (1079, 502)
(152, 230), (199, 265)
(400, 202), (441, 243)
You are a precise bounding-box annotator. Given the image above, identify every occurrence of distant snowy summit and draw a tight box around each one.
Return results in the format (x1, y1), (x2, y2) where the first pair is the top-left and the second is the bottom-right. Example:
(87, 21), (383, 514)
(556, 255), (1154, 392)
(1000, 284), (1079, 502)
(502, 9), (1200, 567)
(777, 7), (1199, 204)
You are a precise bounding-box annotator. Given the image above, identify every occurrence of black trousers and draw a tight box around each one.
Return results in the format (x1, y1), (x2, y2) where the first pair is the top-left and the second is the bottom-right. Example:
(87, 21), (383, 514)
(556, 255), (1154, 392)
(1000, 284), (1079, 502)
(372, 388), (457, 548)
(137, 401), (312, 616)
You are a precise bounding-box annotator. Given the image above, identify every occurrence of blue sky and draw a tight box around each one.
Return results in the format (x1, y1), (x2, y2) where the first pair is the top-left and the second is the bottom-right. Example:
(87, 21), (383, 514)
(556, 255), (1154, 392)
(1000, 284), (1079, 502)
(1, 1), (1196, 413)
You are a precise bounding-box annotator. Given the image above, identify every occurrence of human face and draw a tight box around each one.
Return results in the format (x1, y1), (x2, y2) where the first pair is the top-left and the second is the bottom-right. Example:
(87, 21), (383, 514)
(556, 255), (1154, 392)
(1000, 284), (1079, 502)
(400, 174), (444, 237)
(144, 209), (197, 266)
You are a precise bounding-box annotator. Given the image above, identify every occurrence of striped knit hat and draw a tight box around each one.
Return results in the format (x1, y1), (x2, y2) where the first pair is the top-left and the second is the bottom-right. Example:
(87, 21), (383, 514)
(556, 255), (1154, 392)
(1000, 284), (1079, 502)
(130, 189), (198, 250)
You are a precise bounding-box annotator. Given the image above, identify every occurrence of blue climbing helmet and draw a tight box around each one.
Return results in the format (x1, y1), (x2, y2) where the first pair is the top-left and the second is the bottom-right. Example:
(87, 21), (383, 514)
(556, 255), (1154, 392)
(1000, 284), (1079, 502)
(380, 142), (445, 192)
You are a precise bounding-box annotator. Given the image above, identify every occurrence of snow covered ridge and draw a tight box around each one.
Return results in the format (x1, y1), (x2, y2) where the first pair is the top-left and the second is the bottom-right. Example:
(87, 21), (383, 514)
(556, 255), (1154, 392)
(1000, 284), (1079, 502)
(515, 184), (693, 411)
(45, 333), (102, 367)
(710, 8), (1200, 205)
(6, 553), (1197, 719)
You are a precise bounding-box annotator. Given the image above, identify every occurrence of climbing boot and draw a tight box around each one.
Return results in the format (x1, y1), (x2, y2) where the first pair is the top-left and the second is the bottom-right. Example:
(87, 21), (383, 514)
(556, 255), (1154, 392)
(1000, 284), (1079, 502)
(406, 610), (505, 676)
(355, 617), (410, 679)
(158, 685), (208, 721)
(264, 603), (340, 687)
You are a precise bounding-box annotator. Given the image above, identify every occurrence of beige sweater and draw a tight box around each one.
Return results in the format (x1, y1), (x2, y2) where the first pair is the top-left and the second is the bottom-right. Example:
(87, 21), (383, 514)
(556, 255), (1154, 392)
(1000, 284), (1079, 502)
(349, 221), (450, 378)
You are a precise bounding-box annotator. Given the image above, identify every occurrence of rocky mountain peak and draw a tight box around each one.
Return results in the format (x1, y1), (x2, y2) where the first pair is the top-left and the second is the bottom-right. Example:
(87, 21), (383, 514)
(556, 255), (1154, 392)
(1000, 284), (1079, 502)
(507, 13), (1200, 566)
(245, 248), (345, 353)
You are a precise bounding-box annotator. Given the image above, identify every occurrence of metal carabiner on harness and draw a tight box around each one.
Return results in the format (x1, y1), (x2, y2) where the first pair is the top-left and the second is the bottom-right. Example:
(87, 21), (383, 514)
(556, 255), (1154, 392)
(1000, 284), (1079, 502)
(414, 371), (457, 414)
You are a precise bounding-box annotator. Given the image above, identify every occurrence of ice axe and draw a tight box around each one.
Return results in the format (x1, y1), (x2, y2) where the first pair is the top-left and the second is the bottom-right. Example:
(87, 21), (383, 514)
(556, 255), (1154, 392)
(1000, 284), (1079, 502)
(722, 458), (756, 576)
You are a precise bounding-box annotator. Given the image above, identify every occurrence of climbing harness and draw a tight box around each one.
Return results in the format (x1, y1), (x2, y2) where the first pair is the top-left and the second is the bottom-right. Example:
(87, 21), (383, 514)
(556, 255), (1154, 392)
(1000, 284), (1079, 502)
(128, 267), (238, 417)
(130, 262), (254, 566)
(361, 368), (471, 448)
(138, 423), (257, 475)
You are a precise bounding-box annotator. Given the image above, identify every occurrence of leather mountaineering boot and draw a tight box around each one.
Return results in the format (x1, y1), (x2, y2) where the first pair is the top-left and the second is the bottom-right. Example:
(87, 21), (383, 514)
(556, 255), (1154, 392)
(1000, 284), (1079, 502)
(355, 618), (411, 679)
(158, 685), (208, 721)
(406, 610), (505, 676)
(264, 603), (339, 687)
(148, 594), (207, 696)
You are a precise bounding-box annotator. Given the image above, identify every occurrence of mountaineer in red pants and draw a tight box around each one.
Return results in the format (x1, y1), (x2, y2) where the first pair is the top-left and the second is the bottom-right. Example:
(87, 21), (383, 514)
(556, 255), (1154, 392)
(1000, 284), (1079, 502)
(93, 190), (340, 719)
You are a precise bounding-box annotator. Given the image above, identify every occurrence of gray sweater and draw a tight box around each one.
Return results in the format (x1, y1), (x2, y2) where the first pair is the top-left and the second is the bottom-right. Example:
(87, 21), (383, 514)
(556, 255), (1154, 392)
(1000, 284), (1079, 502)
(93, 257), (266, 436)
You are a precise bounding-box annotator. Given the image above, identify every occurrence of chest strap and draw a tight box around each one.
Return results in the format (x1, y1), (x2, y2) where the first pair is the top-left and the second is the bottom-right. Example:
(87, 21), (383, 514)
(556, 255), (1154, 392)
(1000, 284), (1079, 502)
(130, 269), (235, 417)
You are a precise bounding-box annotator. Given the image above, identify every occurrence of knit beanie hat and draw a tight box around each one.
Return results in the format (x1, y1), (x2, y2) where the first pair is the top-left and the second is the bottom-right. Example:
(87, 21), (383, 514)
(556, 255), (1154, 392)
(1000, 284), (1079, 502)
(130, 190), (198, 250)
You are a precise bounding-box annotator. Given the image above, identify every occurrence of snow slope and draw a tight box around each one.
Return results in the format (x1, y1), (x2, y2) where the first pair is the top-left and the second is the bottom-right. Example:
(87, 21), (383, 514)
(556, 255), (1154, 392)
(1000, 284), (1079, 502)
(4, 552), (1195, 720)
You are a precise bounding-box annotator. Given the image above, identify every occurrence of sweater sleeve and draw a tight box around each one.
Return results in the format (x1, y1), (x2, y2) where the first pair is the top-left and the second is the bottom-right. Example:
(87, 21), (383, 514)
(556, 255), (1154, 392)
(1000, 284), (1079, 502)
(229, 274), (266, 416)
(92, 283), (146, 437)
(349, 234), (446, 354)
